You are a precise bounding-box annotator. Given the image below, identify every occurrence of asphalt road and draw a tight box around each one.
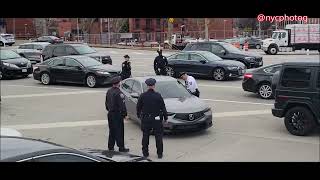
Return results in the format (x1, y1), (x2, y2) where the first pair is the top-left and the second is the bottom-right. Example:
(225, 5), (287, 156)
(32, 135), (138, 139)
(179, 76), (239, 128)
(1, 47), (320, 162)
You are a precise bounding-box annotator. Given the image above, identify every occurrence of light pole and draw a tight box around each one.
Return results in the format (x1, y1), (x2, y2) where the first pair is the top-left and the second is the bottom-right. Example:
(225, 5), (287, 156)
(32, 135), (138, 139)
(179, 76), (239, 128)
(24, 24), (27, 40)
(224, 20), (227, 39)
(107, 18), (111, 45)
(77, 18), (80, 42)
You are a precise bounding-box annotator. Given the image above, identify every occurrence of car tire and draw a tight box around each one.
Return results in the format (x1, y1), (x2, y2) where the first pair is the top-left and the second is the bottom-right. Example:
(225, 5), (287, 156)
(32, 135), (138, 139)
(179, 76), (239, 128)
(86, 74), (97, 88)
(166, 66), (175, 77)
(213, 68), (226, 81)
(0, 42), (3, 46)
(268, 45), (278, 55)
(284, 106), (316, 136)
(23, 75), (29, 78)
(40, 72), (51, 85)
(257, 83), (273, 99)
(256, 44), (261, 49)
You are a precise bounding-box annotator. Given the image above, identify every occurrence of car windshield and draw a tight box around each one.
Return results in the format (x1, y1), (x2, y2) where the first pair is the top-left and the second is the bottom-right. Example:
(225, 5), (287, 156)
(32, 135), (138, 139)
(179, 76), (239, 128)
(200, 51), (223, 61)
(0, 50), (21, 60)
(73, 45), (97, 55)
(75, 56), (102, 67)
(272, 32), (279, 39)
(220, 42), (242, 53)
(143, 81), (192, 99)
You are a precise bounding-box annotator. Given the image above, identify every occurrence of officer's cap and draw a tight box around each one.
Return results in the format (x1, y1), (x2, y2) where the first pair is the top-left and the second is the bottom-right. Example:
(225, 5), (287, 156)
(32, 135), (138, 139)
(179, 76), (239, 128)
(179, 72), (187, 77)
(124, 55), (130, 58)
(145, 78), (156, 86)
(111, 76), (122, 84)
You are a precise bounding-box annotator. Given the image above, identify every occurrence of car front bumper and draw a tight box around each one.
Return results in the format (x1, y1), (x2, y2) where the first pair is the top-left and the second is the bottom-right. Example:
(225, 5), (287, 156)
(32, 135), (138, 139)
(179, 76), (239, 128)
(2, 67), (33, 77)
(272, 108), (284, 118)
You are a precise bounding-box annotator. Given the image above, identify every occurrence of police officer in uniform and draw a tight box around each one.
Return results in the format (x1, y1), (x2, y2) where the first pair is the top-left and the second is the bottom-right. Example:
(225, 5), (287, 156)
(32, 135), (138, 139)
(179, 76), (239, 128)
(105, 76), (129, 152)
(121, 55), (131, 80)
(180, 72), (200, 97)
(154, 50), (168, 76)
(136, 78), (168, 159)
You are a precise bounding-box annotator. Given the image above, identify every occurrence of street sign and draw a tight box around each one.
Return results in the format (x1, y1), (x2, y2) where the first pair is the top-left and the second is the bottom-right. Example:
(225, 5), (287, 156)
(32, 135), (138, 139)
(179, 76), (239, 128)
(168, 18), (174, 23)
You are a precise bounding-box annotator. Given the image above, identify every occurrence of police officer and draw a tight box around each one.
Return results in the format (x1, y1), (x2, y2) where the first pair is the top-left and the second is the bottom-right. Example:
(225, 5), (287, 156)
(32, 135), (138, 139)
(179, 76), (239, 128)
(121, 55), (131, 80)
(136, 78), (168, 159)
(180, 72), (200, 97)
(154, 50), (168, 76)
(105, 76), (129, 152)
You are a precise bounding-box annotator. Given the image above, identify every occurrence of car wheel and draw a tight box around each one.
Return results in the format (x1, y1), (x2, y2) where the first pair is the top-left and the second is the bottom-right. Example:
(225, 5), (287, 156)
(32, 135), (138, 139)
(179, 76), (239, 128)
(22, 75), (29, 78)
(86, 74), (97, 88)
(268, 46), (278, 55)
(0, 42), (3, 46)
(258, 83), (273, 99)
(284, 106), (316, 136)
(40, 72), (51, 85)
(166, 66), (175, 77)
(256, 44), (261, 49)
(213, 68), (226, 81)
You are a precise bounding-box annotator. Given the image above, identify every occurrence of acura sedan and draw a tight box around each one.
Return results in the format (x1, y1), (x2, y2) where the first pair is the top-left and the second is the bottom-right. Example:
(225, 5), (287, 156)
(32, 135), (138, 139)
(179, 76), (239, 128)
(120, 76), (213, 133)
(33, 56), (121, 87)
(166, 51), (246, 81)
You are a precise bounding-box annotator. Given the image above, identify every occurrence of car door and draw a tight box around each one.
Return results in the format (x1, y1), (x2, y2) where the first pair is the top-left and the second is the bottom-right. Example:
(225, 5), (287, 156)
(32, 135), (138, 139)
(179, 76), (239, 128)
(64, 57), (86, 83)
(52, 46), (67, 57)
(189, 53), (211, 75)
(210, 44), (230, 59)
(50, 58), (66, 81)
(128, 80), (143, 121)
(173, 53), (190, 74)
(120, 79), (135, 117)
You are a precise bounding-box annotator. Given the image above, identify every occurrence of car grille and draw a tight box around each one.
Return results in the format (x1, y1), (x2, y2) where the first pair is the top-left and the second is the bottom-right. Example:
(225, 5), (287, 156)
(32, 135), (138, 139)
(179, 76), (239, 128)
(174, 111), (205, 121)
(16, 63), (27, 68)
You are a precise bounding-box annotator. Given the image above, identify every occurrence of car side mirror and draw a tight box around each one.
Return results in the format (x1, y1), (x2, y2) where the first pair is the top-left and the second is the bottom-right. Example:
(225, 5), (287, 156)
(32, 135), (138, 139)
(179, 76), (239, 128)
(220, 49), (226, 55)
(130, 93), (139, 98)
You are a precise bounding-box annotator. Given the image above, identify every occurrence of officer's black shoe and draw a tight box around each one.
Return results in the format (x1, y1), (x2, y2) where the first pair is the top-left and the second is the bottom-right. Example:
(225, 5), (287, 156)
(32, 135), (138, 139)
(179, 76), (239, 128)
(158, 154), (163, 159)
(143, 152), (149, 157)
(119, 148), (130, 152)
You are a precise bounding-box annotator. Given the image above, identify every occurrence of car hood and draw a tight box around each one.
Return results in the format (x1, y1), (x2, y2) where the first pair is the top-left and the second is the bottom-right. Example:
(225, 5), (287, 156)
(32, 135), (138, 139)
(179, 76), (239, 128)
(2, 57), (29, 65)
(164, 96), (209, 113)
(87, 64), (120, 72)
(87, 52), (111, 57)
(81, 149), (151, 162)
(214, 60), (246, 67)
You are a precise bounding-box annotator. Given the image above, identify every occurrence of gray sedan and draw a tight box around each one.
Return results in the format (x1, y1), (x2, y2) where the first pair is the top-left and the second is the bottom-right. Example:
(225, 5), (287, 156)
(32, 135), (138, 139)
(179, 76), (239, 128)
(120, 76), (213, 133)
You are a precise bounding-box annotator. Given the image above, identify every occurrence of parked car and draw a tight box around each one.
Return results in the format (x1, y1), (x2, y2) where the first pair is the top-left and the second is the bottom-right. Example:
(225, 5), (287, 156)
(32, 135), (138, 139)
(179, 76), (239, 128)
(166, 51), (246, 81)
(33, 55), (121, 87)
(183, 41), (263, 69)
(0, 33), (15, 46)
(41, 43), (112, 64)
(0, 136), (151, 162)
(242, 63), (282, 99)
(15, 42), (50, 64)
(272, 61), (320, 136)
(0, 49), (33, 79)
(33, 36), (63, 44)
(241, 37), (263, 49)
(120, 76), (213, 133)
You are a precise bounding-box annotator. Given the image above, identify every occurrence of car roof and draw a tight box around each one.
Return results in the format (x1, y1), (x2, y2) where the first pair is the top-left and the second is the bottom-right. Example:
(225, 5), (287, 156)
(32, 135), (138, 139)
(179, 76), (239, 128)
(0, 136), (70, 160)
(125, 76), (177, 83)
(175, 50), (211, 54)
(48, 43), (86, 47)
(20, 42), (50, 45)
(282, 61), (320, 67)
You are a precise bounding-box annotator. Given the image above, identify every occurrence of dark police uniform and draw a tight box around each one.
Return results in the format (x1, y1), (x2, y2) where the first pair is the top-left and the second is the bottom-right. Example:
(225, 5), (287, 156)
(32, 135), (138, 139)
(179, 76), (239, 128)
(121, 55), (131, 80)
(105, 76), (129, 152)
(136, 78), (168, 158)
(154, 50), (168, 76)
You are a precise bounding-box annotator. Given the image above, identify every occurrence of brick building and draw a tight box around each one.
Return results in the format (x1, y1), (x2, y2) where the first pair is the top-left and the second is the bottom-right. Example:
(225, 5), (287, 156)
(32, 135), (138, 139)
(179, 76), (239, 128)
(4, 18), (36, 38)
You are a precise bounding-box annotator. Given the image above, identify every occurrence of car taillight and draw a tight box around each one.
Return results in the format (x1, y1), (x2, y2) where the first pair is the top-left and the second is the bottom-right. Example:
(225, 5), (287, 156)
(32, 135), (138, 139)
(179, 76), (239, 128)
(244, 73), (253, 79)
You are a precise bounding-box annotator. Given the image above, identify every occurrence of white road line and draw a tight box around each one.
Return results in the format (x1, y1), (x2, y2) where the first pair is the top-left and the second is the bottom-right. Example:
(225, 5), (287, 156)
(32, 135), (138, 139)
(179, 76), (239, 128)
(2, 110), (271, 130)
(133, 52), (143, 55)
(202, 99), (273, 106)
(108, 51), (119, 54)
(2, 90), (104, 99)
(198, 84), (242, 89)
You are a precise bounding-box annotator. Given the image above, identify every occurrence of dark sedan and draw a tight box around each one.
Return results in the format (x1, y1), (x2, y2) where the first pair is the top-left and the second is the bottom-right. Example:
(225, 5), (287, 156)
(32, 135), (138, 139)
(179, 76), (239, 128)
(34, 36), (63, 44)
(120, 76), (213, 133)
(166, 51), (246, 81)
(0, 136), (151, 162)
(0, 49), (33, 79)
(33, 56), (121, 87)
(242, 64), (282, 99)
(183, 41), (263, 69)
(42, 43), (112, 64)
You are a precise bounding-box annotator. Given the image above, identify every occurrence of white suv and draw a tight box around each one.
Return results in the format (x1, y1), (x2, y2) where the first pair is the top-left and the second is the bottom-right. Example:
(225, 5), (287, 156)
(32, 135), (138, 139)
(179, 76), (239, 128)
(0, 33), (15, 46)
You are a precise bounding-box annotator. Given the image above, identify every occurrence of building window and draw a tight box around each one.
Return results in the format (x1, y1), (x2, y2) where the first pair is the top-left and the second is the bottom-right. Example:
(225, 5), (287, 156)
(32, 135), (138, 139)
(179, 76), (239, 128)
(146, 19), (152, 29)
(135, 19), (140, 29)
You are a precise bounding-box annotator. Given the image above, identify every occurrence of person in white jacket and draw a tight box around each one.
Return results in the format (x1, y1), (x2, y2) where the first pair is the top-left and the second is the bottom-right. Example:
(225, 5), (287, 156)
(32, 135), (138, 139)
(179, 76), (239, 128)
(179, 72), (200, 97)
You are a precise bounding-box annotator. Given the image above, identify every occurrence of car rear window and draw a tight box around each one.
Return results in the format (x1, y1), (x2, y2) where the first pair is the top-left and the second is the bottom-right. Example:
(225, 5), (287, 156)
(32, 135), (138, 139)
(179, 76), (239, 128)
(281, 67), (312, 88)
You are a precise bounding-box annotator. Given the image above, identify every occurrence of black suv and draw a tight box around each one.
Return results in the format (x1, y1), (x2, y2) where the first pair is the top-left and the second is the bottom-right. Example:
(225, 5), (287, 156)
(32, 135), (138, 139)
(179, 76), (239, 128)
(183, 41), (263, 69)
(42, 43), (112, 64)
(272, 62), (320, 136)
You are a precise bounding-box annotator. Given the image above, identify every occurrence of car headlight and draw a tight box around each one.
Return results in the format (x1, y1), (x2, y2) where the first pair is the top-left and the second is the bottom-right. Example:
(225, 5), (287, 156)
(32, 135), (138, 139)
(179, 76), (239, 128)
(227, 66), (238, 70)
(97, 71), (110, 75)
(203, 107), (211, 113)
(244, 57), (255, 61)
(3, 62), (19, 68)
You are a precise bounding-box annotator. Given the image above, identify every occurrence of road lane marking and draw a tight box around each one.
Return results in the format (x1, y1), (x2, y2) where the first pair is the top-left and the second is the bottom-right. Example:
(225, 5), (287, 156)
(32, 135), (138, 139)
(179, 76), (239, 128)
(133, 52), (143, 55)
(1, 90), (104, 99)
(202, 99), (273, 106)
(2, 110), (272, 130)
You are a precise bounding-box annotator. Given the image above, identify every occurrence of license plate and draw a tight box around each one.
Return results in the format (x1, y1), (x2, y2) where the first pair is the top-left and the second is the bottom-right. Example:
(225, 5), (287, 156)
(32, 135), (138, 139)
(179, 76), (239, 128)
(22, 69), (27, 72)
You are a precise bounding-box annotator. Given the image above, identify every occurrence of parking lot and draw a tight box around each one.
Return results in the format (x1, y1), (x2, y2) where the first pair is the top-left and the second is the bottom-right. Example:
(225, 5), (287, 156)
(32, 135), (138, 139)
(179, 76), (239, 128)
(1, 46), (319, 161)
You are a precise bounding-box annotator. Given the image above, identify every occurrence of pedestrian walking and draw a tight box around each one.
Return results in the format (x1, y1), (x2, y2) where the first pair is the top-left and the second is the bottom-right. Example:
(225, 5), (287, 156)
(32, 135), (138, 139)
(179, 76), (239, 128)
(179, 72), (200, 97)
(154, 50), (168, 76)
(105, 76), (130, 152)
(136, 78), (168, 159)
(121, 55), (131, 80)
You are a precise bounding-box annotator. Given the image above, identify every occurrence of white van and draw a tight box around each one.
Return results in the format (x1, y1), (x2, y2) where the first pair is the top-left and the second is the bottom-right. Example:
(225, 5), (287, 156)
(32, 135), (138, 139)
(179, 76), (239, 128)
(0, 33), (15, 46)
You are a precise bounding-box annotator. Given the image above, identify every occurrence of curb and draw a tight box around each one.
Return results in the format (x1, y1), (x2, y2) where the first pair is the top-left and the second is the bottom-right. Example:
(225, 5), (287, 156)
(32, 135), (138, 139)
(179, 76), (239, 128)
(89, 44), (180, 52)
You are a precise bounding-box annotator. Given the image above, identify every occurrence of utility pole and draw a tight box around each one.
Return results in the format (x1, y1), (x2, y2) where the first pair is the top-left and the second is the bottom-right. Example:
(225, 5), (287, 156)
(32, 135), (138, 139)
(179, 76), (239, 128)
(100, 18), (103, 44)
(168, 18), (173, 48)
(43, 18), (48, 36)
(108, 18), (111, 45)
(13, 18), (15, 36)
(204, 18), (209, 40)
(77, 18), (80, 42)
(258, 21), (261, 38)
